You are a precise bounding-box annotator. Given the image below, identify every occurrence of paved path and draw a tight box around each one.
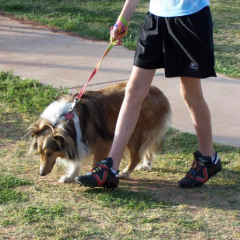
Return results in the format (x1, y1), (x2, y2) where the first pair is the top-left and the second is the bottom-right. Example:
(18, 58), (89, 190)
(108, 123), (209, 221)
(0, 15), (239, 147)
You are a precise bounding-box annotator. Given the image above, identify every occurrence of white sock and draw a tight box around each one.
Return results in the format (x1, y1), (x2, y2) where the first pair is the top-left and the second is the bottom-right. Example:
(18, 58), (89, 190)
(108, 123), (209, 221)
(211, 153), (217, 163)
(110, 168), (118, 174)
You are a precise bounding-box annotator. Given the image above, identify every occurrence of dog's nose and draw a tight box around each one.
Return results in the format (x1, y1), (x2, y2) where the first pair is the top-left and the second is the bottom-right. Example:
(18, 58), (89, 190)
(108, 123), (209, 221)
(39, 167), (46, 176)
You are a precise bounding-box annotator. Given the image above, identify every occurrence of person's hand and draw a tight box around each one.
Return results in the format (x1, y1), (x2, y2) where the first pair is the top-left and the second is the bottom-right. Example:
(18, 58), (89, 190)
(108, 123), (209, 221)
(110, 25), (123, 46)
(110, 16), (129, 46)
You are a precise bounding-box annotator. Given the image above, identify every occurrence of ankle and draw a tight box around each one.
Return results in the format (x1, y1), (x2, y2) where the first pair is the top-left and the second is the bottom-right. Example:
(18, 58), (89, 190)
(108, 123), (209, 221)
(108, 155), (121, 172)
(197, 150), (216, 163)
(198, 148), (215, 158)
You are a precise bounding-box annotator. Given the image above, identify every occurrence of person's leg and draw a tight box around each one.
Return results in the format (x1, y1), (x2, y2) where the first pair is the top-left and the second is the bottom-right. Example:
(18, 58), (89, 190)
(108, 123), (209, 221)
(178, 76), (222, 188)
(110, 66), (156, 171)
(75, 66), (156, 189)
(180, 76), (215, 157)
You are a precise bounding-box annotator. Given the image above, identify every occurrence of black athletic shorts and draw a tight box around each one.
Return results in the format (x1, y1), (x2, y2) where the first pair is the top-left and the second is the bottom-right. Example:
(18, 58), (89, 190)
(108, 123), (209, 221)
(133, 6), (216, 78)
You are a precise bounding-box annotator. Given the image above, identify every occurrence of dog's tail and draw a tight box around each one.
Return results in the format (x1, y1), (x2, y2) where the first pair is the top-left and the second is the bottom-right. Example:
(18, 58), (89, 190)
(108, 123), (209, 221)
(139, 109), (172, 159)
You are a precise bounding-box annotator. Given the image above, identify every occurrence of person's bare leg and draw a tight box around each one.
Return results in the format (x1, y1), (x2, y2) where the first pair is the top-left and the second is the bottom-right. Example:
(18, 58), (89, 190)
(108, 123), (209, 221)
(109, 66), (156, 171)
(180, 77), (215, 157)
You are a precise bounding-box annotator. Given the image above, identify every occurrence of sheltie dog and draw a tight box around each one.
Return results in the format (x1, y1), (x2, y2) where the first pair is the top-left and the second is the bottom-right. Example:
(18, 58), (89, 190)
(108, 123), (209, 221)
(27, 82), (171, 183)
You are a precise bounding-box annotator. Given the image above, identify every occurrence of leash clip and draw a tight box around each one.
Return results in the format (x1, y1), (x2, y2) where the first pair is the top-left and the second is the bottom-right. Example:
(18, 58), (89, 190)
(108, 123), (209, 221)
(65, 97), (80, 120)
(68, 97), (80, 113)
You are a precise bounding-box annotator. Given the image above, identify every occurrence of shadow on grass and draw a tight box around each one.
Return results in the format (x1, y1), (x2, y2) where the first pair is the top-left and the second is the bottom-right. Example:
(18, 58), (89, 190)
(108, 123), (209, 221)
(83, 184), (175, 211)
(0, 110), (31, 142)
(0, 103), (239, 213)
(82, 176), (239, 212)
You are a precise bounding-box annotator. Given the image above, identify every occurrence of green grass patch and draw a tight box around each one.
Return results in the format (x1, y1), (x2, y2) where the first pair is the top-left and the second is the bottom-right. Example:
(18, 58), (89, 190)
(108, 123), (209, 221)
(0, 0), (239, 78)
(0, 71), (68, 115)
(0, 175), (30, 189)
(0, 72), (239, 239)
(0, 189), (26, 205)
(21, 204), (66, 224)
(0, 175), (31, 204)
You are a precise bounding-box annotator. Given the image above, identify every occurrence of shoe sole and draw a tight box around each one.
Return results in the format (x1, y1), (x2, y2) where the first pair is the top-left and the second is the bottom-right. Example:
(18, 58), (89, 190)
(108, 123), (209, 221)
(178, 182), (204, 188)
(178, 168), (222, 188)
(74, 177), (118, 191)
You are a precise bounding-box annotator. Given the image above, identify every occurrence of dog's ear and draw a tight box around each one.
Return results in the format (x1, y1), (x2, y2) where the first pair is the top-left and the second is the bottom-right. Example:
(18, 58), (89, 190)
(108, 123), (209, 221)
(52, 135), (65, 149)
(26, 119), (43, 137)
(26, 119), (53, 137)
(52, 133), (75, 160)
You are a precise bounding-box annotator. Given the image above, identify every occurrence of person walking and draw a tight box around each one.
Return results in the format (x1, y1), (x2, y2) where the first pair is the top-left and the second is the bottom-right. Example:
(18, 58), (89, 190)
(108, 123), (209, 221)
(75, 0), (222, 189)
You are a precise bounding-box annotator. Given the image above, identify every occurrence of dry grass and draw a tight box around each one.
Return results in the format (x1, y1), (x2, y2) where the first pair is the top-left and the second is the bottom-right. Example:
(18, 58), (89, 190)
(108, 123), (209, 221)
(0, 103), (239, 240)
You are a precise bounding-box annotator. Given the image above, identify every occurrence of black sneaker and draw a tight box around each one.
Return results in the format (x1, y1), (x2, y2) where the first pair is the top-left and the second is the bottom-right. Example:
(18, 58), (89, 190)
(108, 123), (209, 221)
(178, 151), (222, 188)
(75, 157), (119, 190)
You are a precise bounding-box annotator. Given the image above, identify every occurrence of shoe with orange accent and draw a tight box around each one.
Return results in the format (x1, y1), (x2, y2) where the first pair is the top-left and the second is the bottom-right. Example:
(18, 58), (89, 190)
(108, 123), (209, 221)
(75, 157), (119, 190)
(178, 151), (222, 188)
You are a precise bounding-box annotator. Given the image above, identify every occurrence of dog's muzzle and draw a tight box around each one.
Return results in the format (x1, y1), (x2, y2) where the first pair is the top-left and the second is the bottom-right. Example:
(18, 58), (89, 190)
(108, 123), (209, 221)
(39, 166), (46, 176)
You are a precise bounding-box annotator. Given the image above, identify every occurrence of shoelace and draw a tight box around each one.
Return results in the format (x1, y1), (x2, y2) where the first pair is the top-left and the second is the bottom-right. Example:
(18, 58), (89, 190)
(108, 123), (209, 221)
(187, 160), (204, 178)
(90, 163), (108, 173)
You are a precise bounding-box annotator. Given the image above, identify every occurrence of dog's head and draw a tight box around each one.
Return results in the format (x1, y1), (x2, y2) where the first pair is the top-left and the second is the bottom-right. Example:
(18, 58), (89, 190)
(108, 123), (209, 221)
(27, 118), (77, 176)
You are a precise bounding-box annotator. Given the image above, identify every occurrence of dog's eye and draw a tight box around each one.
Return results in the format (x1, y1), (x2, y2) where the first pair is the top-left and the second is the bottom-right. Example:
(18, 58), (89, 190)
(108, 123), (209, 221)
(46, 152), (52, 157)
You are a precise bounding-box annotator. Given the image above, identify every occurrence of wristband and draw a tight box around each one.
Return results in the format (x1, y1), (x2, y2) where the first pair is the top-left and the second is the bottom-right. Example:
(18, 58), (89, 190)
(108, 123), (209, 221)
(110, 16), (129, 43)
(115, 20), (128, 33)
(118, 15), (129, 27)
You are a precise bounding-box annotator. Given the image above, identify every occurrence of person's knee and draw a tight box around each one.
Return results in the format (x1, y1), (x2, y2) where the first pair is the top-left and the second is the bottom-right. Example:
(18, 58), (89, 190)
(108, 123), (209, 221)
(180, 87), (204, 107)
(125, 82), (148, 103)
(180, 87), (190, 102)
(180, 78), (204, 106)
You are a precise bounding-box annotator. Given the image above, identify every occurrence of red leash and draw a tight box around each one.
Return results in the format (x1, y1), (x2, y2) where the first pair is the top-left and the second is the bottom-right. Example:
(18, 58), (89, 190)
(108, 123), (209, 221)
(65, 17), (129, 121)
(65, 42), (115, 120)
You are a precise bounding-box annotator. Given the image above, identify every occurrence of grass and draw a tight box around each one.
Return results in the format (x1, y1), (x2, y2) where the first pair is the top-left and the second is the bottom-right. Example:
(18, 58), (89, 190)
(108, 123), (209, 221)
(0, 71), (68, 115)
(0, 71), (240, 239)
(0, 0), (239, 79)
(0, 175), (31, 204)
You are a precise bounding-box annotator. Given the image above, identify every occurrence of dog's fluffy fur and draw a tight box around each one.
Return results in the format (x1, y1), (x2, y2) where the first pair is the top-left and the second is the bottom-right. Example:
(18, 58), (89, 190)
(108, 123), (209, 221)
(27, 82), (171, 183)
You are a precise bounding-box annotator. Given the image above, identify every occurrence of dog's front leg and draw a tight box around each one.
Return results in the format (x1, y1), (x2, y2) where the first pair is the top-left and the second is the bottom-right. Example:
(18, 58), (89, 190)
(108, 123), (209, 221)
(59, 161), (80, 183)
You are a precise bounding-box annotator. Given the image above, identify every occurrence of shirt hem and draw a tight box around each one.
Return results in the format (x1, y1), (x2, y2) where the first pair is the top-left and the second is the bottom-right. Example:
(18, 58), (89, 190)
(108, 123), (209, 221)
(149, 4), (209, 17)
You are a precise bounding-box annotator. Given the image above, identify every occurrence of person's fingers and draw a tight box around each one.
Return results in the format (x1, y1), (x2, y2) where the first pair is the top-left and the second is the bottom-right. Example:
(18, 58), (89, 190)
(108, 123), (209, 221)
(112, 26), (119, 39)
(117, 38), (122, 45)
(111, 28), (122, 45)
(110, 25), (124, 45)
(113, 36), (122, 46)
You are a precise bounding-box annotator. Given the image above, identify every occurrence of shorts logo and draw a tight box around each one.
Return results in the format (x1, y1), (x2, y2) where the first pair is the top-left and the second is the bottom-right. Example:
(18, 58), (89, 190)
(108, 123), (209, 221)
(190, 62), (198, 70)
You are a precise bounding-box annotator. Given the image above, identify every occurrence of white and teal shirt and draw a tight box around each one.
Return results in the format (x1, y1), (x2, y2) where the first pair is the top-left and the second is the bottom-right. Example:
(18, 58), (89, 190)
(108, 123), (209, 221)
(149, 0), (210, 17)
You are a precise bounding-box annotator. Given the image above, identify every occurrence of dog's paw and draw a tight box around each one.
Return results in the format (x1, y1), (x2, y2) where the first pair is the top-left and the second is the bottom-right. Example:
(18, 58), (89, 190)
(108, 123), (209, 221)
(120, 168), (130, 178)
(58, 175), (74, 183)
(136, 164), (151, 171)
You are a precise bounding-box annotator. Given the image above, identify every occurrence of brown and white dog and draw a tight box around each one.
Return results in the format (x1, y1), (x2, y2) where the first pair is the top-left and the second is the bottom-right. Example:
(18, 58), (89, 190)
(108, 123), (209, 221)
(27, 82), (171, 183)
